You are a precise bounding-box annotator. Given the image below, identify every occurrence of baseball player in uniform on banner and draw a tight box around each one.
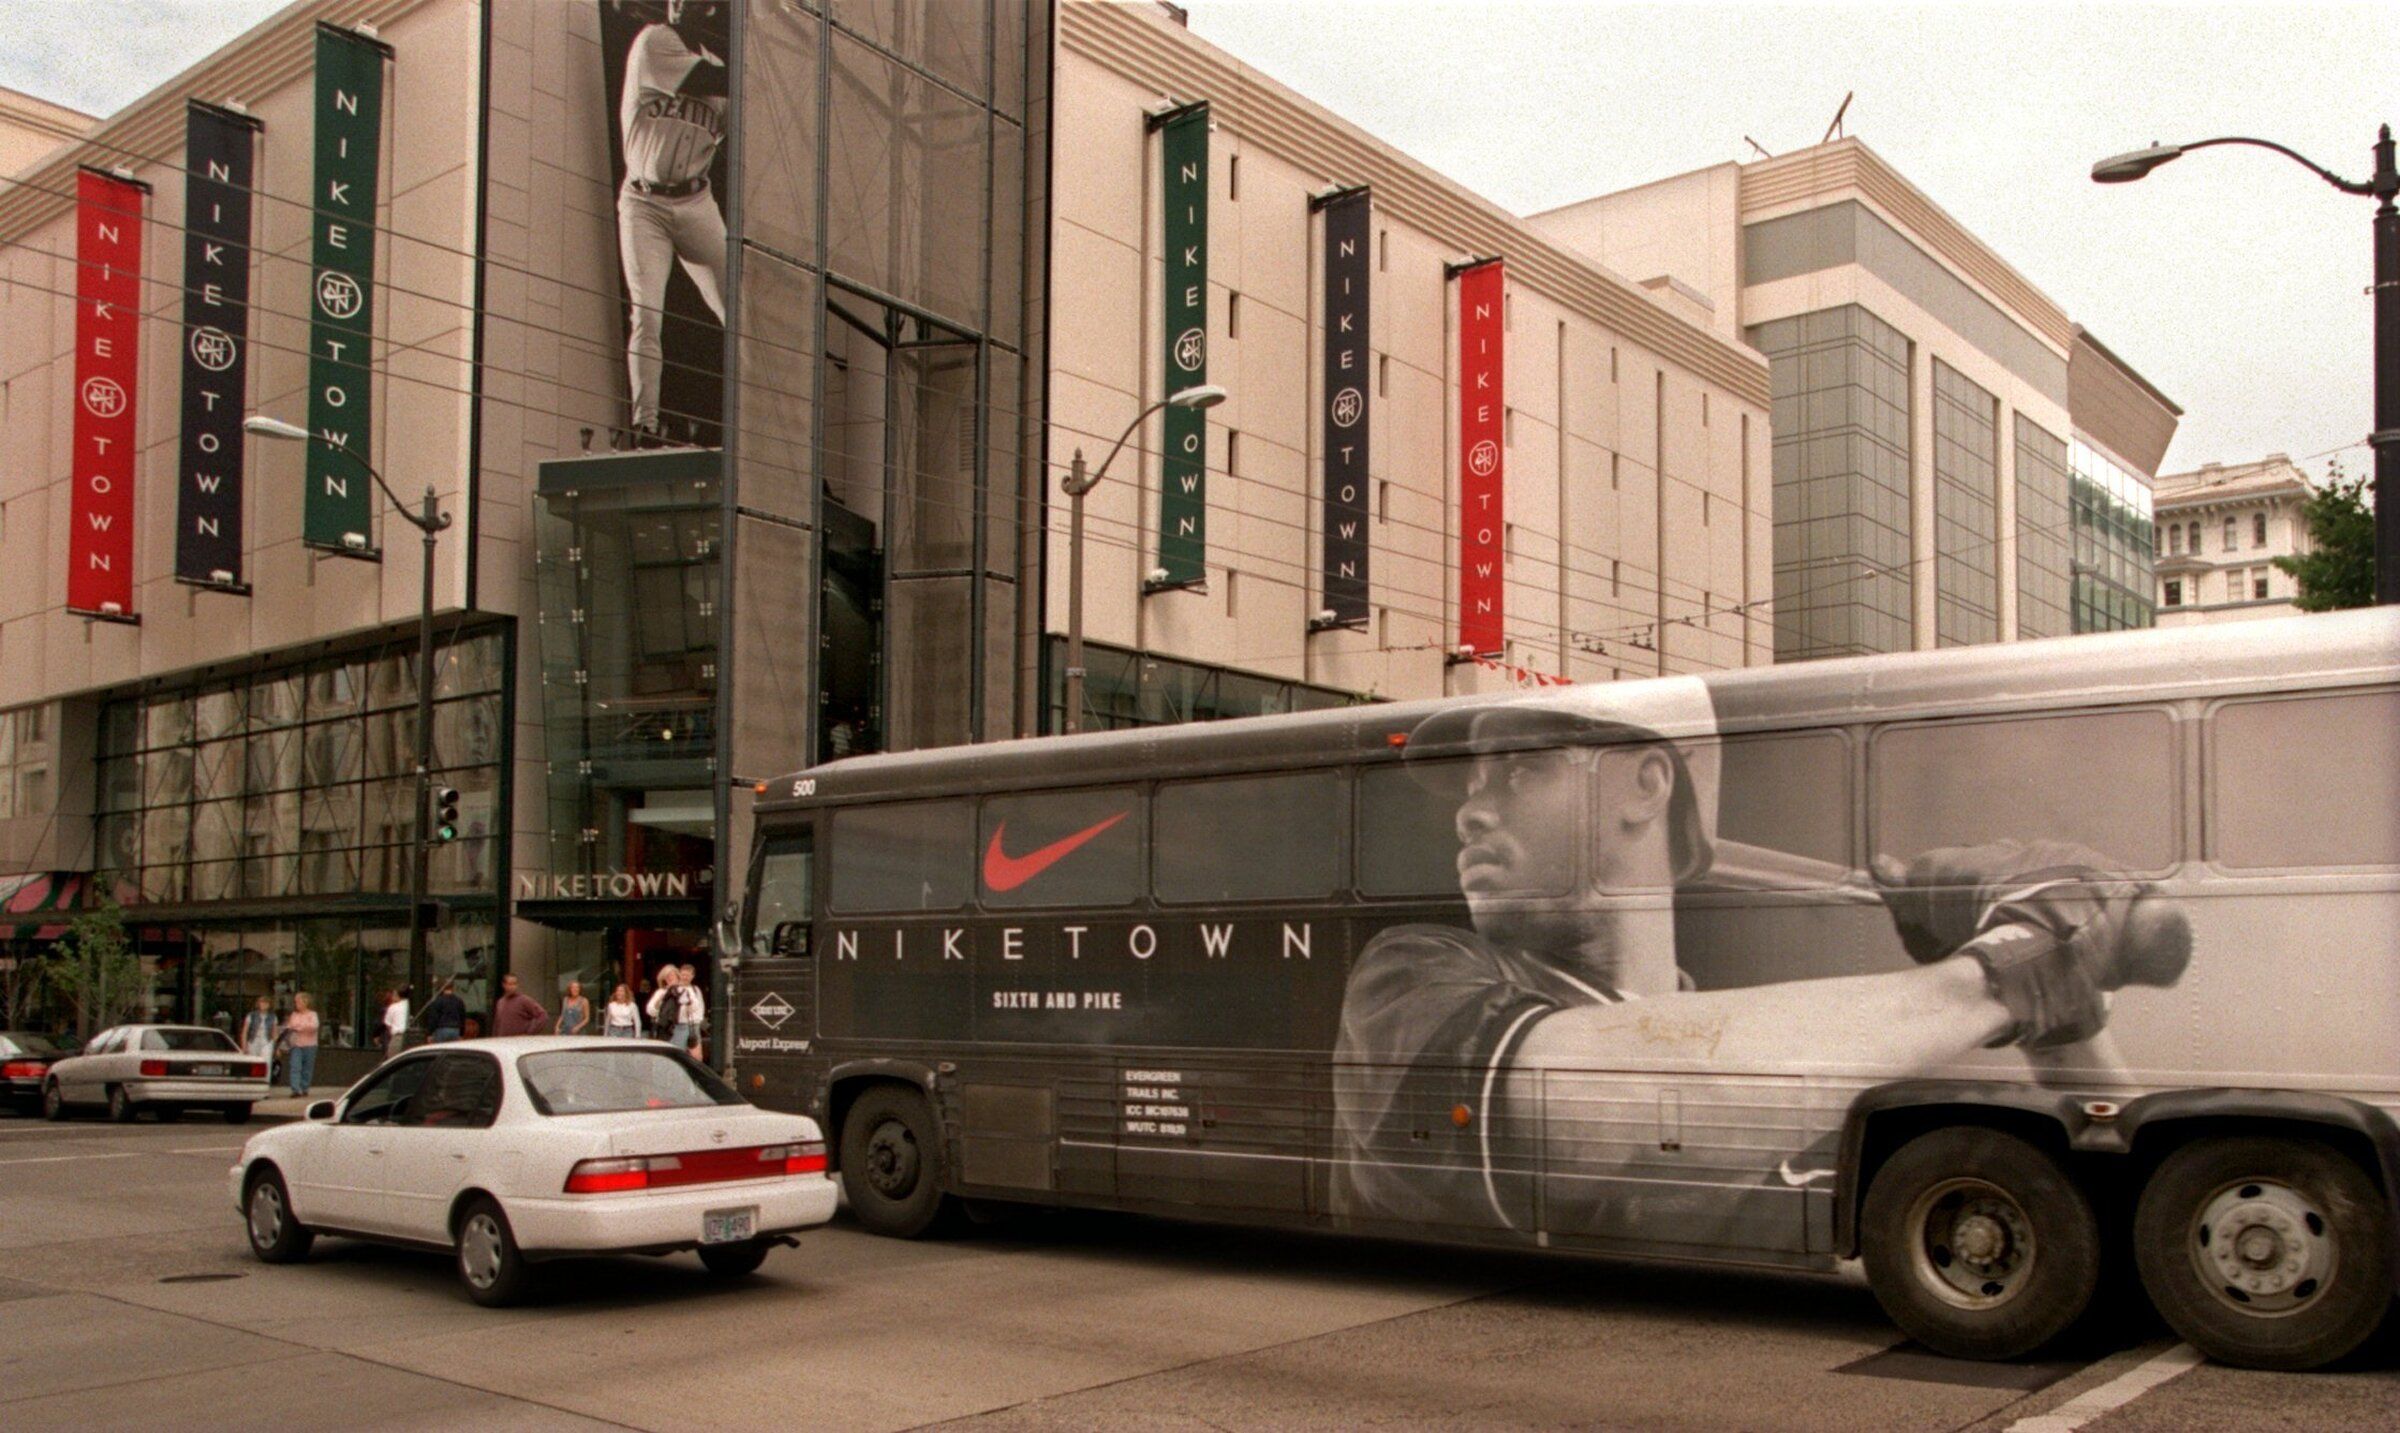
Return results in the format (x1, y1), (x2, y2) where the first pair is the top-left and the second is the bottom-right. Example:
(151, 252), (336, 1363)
(603, 0), (729, 447)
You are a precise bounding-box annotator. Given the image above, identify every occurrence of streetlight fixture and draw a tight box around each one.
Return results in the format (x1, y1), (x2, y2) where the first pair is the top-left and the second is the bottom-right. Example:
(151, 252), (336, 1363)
(1060, 383), (1228, 734)
(2092, 126), (2400, 603)
(244, 414), (453, 1029)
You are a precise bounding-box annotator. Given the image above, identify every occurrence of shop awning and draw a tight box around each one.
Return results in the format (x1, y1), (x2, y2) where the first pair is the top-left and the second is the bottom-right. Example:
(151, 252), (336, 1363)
(1, 871), (94, 940)
(513, 897), (710, 933)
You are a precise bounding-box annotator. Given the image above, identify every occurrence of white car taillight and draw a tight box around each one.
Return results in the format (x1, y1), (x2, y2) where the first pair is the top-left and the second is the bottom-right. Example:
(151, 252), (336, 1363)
(563, 1155), (684, 1194)
(563, 1141), (824, 1193)
(757, 1141), (828, 1175)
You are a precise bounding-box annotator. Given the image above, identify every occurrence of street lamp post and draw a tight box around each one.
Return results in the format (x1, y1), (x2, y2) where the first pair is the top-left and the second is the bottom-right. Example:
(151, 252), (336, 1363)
(245, 415), (452, 1027)
(2093, 125), (2400, 604)
(1060, 384), (1228, 734)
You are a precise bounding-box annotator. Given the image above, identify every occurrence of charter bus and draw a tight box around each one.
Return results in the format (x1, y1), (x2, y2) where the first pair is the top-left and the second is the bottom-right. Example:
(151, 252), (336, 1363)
(725, 608), (2399, 1371)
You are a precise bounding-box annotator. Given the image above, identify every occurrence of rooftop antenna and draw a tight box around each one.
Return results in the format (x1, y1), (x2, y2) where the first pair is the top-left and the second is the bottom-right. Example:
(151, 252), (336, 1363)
(1822, 92), (1854, 145)
(1743, 136), (1774, 160)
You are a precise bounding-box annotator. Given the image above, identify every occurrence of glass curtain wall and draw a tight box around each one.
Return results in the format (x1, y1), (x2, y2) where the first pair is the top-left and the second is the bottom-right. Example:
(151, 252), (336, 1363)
(1931, 360), (2000, 647)
(2013, 415), (2073, 641)
(1749, 306), (1914, 661)
(92, 627), (508, 1044)
(1045, 637), (1368, 732)
(2069, 436), (2157, 632)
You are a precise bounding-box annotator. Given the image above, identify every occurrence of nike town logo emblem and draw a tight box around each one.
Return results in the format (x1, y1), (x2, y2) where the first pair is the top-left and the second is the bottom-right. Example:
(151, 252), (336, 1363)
(983, 813), (1129, 892)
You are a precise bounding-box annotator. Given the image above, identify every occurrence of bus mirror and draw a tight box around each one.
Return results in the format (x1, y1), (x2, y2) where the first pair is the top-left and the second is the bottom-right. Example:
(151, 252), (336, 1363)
(713, 896), (742, 957)
(772, 921), (811, 957)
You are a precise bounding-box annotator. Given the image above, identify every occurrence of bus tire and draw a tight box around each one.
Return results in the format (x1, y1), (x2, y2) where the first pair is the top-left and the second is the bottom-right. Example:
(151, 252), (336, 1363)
(2132, 1135), (2392, 1371)
(1860, 1126), (2100, 1360)
(840, 1085), (957, 1239)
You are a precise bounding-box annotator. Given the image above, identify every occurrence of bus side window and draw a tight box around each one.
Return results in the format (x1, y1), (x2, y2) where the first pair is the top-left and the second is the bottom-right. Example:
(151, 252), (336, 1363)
(980, 787), (1146, 909)
(1869, 708), (2177, 871)
(1155, 770), (1347, 903)
(829, 801), (973, 913)
(1357, 761), (1472, 899)
(2211, 689), (2400, 869)
(750, 833), (813, 956)
(1713, 730), (1851, 875)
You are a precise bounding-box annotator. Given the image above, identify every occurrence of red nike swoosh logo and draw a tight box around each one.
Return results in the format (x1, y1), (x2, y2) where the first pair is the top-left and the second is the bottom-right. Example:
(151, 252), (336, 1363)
(983, 812), (1129, 892)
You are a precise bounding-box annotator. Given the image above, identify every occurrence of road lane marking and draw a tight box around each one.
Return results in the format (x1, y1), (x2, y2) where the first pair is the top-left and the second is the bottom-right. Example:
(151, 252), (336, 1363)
(0, 1150), (142, 1166)
(2005, 1343), (2204, 1433)
(168, 1145), (244, 1155)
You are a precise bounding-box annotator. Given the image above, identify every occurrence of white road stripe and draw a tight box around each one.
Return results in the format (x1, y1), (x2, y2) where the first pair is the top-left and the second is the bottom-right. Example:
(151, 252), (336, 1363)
(0, 1150), (142, 1167)
(168, 1145), (244, 1155)
(2006, 1343), (2204, 1433)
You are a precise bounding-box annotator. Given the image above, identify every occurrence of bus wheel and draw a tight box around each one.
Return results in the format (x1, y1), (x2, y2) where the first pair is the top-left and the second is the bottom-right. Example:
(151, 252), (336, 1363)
(2133, 1135), (2391, 1371)
(840, 1086), (957, 1238)
(1861, 1127), (2100, 1360)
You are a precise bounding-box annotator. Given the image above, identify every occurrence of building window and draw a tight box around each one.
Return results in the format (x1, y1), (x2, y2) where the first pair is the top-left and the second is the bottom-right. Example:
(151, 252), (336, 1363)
(2187, 521), (2200, 552)
(1227, 290), (1240, 339)
(1226, 429), (1240, 477)
(1228, 153), (1239, 201)
(2224, 515), (2238, 551)
(2253, 512), (2268, 546)
(1377, 228), (1387, 273)
(1504, 407), (1515, 447)
(1377, 353), (1389, 397)
(2253, 567), (2270, 600)
(2164, 579), (2181, 606)
(2167, 525), (2181, 555)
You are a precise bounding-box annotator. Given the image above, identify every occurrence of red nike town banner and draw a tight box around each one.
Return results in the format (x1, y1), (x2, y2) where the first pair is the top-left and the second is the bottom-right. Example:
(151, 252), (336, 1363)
(69, 167), (148, 620)
(1456, 259), (1504, 657)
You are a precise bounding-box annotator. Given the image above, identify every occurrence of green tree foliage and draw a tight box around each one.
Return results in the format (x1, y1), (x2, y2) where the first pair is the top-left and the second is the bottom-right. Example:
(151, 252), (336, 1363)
(0, 941), (47, 1030)
(2272, 461), (2375, 611)
(50, 901), (142, 1041)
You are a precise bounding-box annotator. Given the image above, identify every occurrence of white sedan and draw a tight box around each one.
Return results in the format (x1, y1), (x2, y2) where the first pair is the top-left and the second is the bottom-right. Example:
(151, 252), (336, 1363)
(228, 1036), (837, 1305)
(45, 1024), (269, 1123)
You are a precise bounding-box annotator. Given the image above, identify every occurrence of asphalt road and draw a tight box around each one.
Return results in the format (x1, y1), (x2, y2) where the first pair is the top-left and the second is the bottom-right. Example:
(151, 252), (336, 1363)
(1, 1112), (2393, 1431)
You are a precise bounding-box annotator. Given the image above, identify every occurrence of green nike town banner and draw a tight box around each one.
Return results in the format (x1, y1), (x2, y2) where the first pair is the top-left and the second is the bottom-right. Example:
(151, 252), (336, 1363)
(1152, 102), (1209, 590)
(303, 22), (391, 552)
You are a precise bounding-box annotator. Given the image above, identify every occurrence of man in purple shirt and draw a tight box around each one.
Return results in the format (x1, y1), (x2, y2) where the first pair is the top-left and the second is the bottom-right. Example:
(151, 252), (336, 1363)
(490, 974), (550, 1038)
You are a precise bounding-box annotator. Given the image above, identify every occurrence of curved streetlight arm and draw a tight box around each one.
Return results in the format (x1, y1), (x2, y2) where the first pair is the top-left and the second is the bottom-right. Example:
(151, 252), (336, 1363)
(2177, 136), (2378, 197)
(243, 416), (451, 532)
(1074, 398), (1171, 497)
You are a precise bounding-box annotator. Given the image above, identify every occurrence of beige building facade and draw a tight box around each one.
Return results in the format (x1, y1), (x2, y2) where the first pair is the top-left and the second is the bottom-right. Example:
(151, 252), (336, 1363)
(2152, 454), (2313, 624)
(1046, 2), (1771, 715)
(1531, 139), (2178, 659)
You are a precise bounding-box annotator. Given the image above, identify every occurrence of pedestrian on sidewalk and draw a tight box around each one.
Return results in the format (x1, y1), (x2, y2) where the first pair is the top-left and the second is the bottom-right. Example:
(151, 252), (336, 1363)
(384, 986), (412, 1052)
(604, 983), (641, 1037)
(423, 981), (467, 1042)
(238, 996), (276, 1064)
(674, 962), (706, 1058)
(645, 966), (681, 1040)
(280, 993), (320, 1096)
(554, 980), (591, 1036)
(491, 974), (550, 1038)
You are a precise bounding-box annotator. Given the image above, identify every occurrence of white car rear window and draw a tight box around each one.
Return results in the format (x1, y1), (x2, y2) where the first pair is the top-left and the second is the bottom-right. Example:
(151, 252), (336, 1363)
(518, 1049), (743, 1117)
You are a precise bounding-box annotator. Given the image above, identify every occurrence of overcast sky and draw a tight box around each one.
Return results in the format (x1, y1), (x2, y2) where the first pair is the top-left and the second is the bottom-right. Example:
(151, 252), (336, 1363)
(10, 0), (2392, 477)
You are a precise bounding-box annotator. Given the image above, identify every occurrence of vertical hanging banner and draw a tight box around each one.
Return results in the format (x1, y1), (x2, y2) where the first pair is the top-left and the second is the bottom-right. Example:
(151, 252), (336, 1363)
(1151, 102), (1209, 591)
(67, 167), (149, 621)
(175, 101), (261, 589)
(303, 23), (391, 552)
(1314, 186), (1371, 630)
(1456, 259), (1505, 657)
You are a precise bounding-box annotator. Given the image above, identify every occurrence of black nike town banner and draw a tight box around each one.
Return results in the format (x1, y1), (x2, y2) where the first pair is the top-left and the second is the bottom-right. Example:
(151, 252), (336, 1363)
(1316, 187), (1371, 630)
(1153, 102), (1209, 590)
(175, 100), (261, 588)
(303, 23), (389, 552)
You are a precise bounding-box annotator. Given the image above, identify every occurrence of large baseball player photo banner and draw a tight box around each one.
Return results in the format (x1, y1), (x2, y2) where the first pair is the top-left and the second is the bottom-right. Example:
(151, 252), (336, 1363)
(1456, 258), (1505, 657)
(68, 166), (148, 621)
(303, 23), (390, 553)
(1151, 101), (1210, 591)
(1314, 185), (1371, 630)
(176, 100), (261, 589)
(599, 0), (730, 449)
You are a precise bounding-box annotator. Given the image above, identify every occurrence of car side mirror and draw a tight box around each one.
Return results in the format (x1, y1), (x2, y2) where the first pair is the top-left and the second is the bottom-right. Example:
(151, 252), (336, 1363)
(306, 1100), (338, 1122)
(771, 920), (810, 956)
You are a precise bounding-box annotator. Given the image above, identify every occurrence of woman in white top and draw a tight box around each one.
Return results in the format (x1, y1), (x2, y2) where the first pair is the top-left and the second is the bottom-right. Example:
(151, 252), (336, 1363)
(604, 983), (642, 1038)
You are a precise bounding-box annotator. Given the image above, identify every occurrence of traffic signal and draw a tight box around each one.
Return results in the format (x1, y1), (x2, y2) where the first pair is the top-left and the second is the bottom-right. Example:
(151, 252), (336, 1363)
(434, 786), (462, 843)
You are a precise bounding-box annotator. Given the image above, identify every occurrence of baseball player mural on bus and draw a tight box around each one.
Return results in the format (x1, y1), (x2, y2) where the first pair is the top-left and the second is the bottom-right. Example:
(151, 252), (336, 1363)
(600, 0), (729, 448)
(1332, 678), (2193, 1247)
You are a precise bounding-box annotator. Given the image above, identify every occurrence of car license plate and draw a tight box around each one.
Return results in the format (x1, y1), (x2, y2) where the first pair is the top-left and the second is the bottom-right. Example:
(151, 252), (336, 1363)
(702, 1207), (757, 1245)
(190, 1064), (228, 1077)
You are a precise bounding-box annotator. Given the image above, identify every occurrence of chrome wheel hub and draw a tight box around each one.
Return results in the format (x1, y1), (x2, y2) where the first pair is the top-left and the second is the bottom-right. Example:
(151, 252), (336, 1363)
(2193, 1179), (2332, 1314)
(459, 1214), (504, 1289)
(1910, 1178), (2035, 1309)
(248, 1184), (283, 1248)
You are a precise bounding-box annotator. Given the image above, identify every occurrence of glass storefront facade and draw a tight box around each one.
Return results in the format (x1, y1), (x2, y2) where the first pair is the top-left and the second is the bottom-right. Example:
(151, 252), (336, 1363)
(2069, 436), (2157, 633)
(85, 625), (510, 1046)
(2013, 415), (2073, 641)
(1045, 637), (1369, 733)
(1751, 306), (1915, 661)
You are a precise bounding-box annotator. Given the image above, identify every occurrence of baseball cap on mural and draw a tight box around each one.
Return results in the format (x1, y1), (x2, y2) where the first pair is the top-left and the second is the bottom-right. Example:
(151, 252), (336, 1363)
(1400, 677), (1721, 885)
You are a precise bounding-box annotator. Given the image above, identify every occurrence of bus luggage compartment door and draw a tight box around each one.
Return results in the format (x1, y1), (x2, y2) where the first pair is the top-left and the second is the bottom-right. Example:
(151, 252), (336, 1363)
(1112, 1064), (1315, 1215)
(731, 957), (817, 1111)
(1533, 1069), (1832, 1255)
